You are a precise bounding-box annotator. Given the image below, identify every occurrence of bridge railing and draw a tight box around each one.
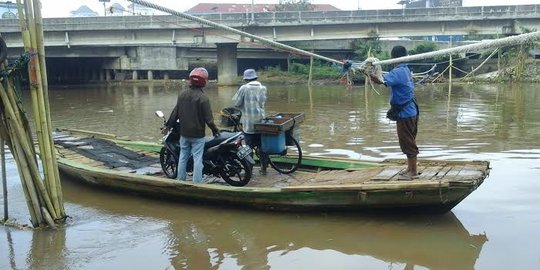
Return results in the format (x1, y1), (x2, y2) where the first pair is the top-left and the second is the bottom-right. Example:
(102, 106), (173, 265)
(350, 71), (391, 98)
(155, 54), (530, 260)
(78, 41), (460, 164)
(0, 5), (538, 32)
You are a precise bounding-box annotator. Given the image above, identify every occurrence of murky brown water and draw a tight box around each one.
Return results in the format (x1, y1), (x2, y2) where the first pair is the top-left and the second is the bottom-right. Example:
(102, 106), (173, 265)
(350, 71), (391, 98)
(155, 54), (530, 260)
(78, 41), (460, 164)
(1, 81), (540, 269)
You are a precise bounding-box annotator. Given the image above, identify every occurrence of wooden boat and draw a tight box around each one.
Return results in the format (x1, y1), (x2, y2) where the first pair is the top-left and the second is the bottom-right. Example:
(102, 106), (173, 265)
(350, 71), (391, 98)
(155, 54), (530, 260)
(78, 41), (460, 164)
(54, 129), (490, 213)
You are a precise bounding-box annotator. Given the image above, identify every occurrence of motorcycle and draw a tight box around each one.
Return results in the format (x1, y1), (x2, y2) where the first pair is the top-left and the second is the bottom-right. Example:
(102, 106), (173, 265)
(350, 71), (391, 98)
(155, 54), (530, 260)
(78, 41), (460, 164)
(155, 110), (254, 186)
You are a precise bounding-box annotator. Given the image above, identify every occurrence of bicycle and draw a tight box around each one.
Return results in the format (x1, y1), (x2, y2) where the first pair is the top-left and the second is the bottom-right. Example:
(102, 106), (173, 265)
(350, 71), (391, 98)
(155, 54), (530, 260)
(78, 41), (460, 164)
(220, 108), (303, 174)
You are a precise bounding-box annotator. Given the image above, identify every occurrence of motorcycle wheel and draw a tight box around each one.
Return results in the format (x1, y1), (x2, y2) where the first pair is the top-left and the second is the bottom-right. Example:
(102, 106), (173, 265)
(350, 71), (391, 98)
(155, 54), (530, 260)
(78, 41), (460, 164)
(220, 156), (252, 187)
(159, 147), (177, 179)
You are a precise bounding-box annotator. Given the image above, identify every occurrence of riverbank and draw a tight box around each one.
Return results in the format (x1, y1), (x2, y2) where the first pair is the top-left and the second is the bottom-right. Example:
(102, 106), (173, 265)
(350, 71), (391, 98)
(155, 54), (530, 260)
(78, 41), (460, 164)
(101, 60), (540, 87)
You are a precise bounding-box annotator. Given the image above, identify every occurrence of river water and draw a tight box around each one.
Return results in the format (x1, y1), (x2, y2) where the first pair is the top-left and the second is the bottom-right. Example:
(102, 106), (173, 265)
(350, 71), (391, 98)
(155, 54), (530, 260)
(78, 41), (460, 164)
(1, 81), (540, 269)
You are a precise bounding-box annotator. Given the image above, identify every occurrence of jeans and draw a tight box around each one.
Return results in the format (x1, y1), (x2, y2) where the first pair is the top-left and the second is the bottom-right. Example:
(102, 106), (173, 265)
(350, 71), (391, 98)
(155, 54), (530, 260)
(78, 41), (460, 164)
(177, 136), (206, 183)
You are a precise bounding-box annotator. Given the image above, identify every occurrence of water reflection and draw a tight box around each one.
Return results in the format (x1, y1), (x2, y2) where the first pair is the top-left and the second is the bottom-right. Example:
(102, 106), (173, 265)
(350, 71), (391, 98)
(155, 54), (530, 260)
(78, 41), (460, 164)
(11, 177), (485, 270)
(4, 82), (540, 269)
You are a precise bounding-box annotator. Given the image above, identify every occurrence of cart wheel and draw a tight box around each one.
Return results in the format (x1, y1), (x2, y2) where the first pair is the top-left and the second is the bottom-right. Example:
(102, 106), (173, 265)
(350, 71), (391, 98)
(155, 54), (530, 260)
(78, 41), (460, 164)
(267, 133), (302, 174)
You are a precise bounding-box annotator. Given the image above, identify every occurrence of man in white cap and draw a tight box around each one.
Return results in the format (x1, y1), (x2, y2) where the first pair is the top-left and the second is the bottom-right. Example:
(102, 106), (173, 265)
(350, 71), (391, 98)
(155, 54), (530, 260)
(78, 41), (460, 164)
(232, 68), (268, 174)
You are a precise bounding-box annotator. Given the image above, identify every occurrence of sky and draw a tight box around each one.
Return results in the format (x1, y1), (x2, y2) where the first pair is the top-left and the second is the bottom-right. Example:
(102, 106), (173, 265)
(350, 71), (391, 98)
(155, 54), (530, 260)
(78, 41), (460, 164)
(38, 0), (540, 18)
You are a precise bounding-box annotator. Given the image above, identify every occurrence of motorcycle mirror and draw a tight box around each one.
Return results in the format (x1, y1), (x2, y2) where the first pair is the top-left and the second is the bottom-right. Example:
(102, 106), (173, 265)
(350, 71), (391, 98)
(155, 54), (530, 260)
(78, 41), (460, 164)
(155, 111), (164, 118)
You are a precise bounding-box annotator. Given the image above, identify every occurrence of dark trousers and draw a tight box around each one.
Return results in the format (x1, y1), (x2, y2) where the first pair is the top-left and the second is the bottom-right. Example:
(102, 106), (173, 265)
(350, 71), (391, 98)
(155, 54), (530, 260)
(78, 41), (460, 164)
(397, 116), (419, 158)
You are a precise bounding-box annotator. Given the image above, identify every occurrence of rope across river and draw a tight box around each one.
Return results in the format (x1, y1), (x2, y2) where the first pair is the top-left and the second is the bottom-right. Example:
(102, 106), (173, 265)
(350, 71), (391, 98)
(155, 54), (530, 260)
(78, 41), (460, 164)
(126, 0), (540, 72)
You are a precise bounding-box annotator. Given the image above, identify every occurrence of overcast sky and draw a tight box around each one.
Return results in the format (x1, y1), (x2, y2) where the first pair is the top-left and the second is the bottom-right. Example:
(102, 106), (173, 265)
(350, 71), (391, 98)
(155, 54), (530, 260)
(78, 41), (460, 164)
(39, 0), (540, 17)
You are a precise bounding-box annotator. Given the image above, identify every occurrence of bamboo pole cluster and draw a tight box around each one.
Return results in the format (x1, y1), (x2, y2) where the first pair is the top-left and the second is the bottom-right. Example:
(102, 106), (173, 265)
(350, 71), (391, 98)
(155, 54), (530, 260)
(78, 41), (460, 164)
(0, 0), (65, 228)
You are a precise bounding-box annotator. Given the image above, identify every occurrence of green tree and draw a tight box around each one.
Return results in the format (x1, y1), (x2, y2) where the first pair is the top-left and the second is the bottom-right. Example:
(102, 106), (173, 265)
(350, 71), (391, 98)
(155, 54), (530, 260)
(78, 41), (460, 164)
(351, 38), (389, 60)
(274, 0), (314, 12)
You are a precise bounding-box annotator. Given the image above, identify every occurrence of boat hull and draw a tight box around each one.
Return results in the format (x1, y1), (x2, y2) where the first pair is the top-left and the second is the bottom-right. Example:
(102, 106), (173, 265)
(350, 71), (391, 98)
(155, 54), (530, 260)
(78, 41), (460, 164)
(58, 157), (481, 213)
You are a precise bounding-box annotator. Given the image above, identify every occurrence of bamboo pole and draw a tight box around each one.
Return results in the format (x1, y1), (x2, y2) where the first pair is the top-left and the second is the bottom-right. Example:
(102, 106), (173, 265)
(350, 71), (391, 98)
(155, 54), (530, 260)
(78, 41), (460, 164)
(431, 65), (451, 83)
(0, 115), (40, 225)
(24, 0), (56, 213)
(364, 48), (372, 93)
(0, 0), (65, 227)
(0, 93), (41, 226)
(21, 0), (63, 218)
(5, 77), (36, 160)
(449, 55), (453, 85)
(1, 138), (7, 221)
(8, 131), (42, 226)
(497, 49), (501, 72)
(308, 55), (313, 85)
(0, 84), (57, 222)
(32, 0), (65, 217)
(20, 0), (53, 222)
(462, 49), (499, 79)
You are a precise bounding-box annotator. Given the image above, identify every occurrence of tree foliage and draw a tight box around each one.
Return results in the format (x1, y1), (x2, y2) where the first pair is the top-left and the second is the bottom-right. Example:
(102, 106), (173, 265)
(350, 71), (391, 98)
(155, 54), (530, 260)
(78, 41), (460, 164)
(351, 38), (389, 60)
(274, 0), (314, 12)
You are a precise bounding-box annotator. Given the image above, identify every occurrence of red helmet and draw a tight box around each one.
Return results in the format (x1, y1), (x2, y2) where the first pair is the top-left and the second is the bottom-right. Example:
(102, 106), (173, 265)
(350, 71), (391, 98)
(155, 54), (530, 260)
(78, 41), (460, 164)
(189, 67), (209, 87)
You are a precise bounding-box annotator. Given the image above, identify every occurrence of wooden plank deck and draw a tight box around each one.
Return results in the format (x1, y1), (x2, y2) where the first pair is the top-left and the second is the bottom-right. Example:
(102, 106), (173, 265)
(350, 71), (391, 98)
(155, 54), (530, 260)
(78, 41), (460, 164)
(55, 135), (489, 190)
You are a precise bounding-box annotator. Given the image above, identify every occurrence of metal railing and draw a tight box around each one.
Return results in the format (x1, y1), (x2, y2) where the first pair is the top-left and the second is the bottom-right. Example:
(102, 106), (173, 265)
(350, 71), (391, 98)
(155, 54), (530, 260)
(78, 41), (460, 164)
(0, 5), (538, 32)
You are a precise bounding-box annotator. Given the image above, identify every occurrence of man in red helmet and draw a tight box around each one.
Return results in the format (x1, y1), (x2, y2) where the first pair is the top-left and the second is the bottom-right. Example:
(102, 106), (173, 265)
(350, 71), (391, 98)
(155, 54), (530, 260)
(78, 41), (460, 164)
(165, 67), (220, 183)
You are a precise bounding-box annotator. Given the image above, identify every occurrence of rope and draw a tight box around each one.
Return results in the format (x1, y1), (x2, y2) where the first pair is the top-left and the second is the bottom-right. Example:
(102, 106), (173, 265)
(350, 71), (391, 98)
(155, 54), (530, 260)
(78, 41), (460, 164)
(1, 52), (33, 76)
(126, 0), (540, 79)
(126, 0), (343, 65)
(371, 31), (540, 66)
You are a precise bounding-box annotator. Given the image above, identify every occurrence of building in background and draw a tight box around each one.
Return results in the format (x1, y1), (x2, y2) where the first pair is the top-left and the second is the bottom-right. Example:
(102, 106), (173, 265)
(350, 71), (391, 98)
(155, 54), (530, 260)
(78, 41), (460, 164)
(187, 3), (340, 14)
(405, 0), (462, 8)
(126, 3), (155, 15)
(108, 3), (126, 16)
(70, 5), (99, 17)
(0, 1), (16, 19)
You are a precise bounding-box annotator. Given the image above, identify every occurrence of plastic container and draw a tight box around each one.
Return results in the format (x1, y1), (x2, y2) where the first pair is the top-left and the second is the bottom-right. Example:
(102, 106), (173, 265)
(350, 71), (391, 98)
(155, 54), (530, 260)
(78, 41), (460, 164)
(261, 132), (286, 154)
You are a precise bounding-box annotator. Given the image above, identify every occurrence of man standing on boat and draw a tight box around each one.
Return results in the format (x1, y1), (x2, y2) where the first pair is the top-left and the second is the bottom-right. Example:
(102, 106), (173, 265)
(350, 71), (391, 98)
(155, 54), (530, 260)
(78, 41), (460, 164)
(369, 46), (420, 180)
(165, 67), (220, 183)
(232, 69), (269, 175)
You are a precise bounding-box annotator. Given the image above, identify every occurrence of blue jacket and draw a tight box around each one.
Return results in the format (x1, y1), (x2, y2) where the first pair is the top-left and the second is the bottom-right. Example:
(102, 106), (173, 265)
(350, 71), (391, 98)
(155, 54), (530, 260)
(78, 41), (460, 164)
(384, 64), (418, 119)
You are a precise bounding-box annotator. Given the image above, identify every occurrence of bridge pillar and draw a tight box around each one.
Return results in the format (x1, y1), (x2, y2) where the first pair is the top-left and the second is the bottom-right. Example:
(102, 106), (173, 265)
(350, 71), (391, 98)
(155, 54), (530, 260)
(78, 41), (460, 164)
(147, 70), (154, 80)
(132, 70), (138, 80)
(105, 70), (112, 81)
(163, 72), (170, 80)
(217, 43), (238, 86)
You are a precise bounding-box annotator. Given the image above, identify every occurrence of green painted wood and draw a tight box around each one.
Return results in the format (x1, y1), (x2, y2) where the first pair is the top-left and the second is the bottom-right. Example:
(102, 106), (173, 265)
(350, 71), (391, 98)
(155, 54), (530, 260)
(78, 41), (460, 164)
(55, 130), (490, 213)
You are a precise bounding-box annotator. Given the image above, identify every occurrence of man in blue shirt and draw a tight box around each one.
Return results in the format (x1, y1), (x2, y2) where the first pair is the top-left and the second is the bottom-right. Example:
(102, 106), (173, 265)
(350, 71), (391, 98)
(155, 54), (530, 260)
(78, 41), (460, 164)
(370, 46), (419, 179)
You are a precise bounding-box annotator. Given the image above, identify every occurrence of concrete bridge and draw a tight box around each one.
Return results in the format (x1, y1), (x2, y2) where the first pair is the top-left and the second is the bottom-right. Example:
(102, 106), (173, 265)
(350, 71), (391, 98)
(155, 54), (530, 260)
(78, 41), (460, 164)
(1, 4), (539, 84)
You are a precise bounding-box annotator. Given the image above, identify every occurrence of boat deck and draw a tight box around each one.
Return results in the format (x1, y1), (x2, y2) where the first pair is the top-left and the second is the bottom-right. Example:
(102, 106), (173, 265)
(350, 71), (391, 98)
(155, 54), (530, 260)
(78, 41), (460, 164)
(54, 135), (489, 190)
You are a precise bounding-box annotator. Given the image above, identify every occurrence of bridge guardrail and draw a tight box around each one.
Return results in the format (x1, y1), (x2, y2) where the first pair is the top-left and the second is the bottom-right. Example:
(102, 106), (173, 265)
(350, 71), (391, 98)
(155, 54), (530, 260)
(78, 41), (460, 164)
(0, 5), (538, 32)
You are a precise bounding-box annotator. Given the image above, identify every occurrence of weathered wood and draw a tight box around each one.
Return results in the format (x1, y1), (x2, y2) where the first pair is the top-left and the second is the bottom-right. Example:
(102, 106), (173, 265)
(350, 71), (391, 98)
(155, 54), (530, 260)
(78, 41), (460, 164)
(453, 167), (486, 181)
(434, 166), (454, 179)
(418, 166), (444, 180)
(442, 166), (464, 180)
(282, 181), (450, 192)
(370, 166), (406, 181)
(53, 131), (490, 213)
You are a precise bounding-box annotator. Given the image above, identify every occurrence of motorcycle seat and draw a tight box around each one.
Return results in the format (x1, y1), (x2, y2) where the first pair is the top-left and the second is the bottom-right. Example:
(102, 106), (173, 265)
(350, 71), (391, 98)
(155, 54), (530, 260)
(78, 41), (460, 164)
(204, 131), (238, 149)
